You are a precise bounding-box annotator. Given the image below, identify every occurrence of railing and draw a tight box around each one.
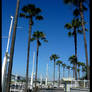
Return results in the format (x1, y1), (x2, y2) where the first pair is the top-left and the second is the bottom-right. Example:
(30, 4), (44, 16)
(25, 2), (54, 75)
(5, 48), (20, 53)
(10, 82), (25, 92)
(9, 80), (90, 92)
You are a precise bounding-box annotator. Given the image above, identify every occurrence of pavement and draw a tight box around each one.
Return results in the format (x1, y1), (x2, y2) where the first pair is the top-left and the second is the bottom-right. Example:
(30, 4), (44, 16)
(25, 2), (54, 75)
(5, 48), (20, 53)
(32, 88), (65, 92)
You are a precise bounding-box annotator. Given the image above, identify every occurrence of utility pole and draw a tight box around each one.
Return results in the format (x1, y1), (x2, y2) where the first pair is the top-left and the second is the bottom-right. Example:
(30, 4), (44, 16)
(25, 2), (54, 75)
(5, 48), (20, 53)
(2, 16), (13, 92)
(6, 0), (20, 92)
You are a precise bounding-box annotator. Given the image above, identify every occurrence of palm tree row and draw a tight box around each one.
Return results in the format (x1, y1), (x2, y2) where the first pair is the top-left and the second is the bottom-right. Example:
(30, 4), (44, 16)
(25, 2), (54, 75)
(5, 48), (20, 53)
(19, 4), (48, 92)
(64, 7), (88, 80)
(49, 53), (87, 87)
(69, 55), (87, 79)
(64, 0), (90, 80)
(5, 1), (89, 91)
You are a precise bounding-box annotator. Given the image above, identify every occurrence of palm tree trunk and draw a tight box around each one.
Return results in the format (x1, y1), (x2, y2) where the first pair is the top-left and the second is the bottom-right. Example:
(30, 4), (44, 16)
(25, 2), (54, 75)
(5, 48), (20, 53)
(35, 40), (39, 88)
(78, 66), (80, 80)
(6, 0), (20, 92)
(25, 17), (32, 92)
(82, 67), (83, 77)
(78, 71), (80, 80)
(74, 27), (77, 80)
(53, 59), (55, 86)
(79, 71), (80, 79)
(68, 69), (70, 78)
(73, 65), (75, 79)
(79, 1), (89, 80)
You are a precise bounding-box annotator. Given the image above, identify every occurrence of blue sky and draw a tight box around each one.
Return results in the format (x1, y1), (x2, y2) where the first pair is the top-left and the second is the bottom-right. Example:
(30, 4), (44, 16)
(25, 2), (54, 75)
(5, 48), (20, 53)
(2, 0), (90, 81)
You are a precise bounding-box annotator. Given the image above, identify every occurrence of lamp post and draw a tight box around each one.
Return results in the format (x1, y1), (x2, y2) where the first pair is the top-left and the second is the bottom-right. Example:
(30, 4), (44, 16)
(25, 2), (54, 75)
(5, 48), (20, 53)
(30, 52), (35, 89)
(2, 16), (13, 92)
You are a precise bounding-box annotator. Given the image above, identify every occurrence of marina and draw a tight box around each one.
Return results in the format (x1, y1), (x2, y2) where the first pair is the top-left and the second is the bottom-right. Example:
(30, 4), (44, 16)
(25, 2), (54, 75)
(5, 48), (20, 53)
(9, 74), (90, 92)
(2, 0), (90, 92)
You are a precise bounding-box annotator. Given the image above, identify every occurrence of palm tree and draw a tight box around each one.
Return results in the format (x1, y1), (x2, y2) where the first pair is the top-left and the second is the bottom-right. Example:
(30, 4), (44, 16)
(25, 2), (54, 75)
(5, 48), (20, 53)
(68, 55), (76, 79)
(56, 60), (62, 86)
(50, 54), (60, 86)
(19, 4), (43, 92)
(31, 31), (48, 88)
(65, 18), (83, 80)
(64, 0), (90, 81)
(62, 63), (66, 78)
(77, 61), (81, 79)
(6, 0), (20, 92)
(66, 65), (71, 78)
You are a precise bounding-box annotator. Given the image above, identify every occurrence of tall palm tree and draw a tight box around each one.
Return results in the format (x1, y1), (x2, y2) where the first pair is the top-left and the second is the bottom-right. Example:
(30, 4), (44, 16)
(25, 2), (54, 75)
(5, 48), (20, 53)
(64, 0), (90, 80)
(56, 60), (62, 86)
(77, 61), (81, 79)
(65, 18), (83, 80)
(6, 0), (20, 92)
(19, 4), (43, 92)
(68, 55), (76, 79)
(50, 54), (60, 86)
(62, 63), (66, 78)
(31, 31), (48, 88)
(66, 65), (71, 78)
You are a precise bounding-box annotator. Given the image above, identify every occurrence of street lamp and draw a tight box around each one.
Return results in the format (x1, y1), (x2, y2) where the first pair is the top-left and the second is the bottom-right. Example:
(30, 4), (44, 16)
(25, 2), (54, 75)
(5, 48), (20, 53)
(2, 16), (14, 92)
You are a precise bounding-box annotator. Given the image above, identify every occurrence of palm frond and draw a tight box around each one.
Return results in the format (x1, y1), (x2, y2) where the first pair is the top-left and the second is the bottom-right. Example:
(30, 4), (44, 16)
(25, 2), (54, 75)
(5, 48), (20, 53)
(64, 23), (72, 29)
(50, 54), (60, 61)
(67, 65), (71, 69)
(44, 39), (48, 43)
(64, 0), (71, 4)
(56, 60), (62, 65)
(82, 4), (88, 11)
(73, 8), (80, 16)
(35, 8), (42, 14)
(68, 32), (73, 37)
(36, 15), (43, 20)
(78, 29), (83, 33)
(68, 55), (76, 64)
(31, 31), (47, 46)
(85, 28), (88, 31)
(62, 63), (66, 67)
(22, 6), (29, 13)
(77, 69), (80, 72)
(30, 38), (35, 42)
(19, 13), (26, 18)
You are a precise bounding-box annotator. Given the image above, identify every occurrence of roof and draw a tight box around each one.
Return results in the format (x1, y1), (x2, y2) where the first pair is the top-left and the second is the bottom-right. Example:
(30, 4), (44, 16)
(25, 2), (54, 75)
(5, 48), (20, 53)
(62, 77), (75, 81)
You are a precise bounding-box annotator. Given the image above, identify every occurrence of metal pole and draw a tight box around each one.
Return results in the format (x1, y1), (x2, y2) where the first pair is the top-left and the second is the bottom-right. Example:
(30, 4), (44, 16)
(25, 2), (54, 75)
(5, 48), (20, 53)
(30, 52), (35, 88)
(2, 16), (13, 92)
(45, 64), (48, 86)
(6, 16), (14, 52)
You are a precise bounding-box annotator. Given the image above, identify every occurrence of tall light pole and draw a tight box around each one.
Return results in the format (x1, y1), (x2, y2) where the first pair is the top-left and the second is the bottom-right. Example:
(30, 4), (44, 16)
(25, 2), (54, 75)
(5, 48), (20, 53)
(2, 16), (13, 92)
(6, 0), (20, 92)
(30, 52), (35, 89)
